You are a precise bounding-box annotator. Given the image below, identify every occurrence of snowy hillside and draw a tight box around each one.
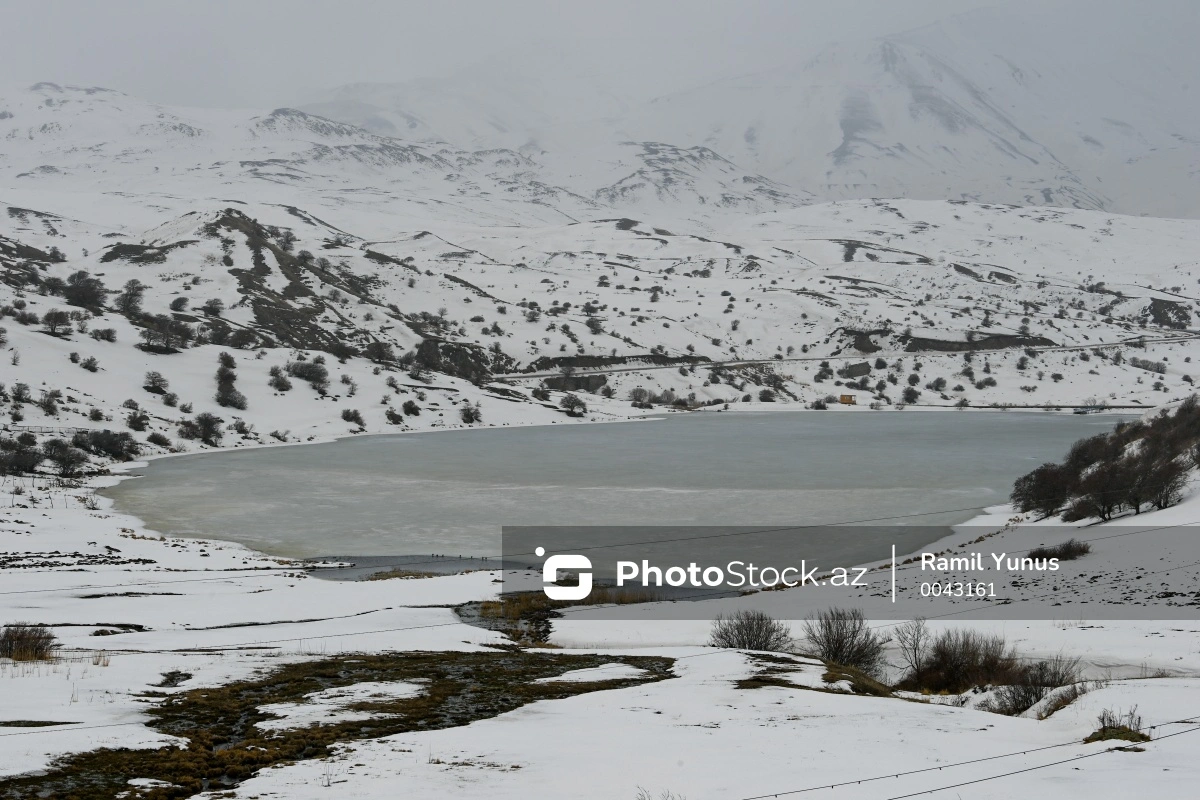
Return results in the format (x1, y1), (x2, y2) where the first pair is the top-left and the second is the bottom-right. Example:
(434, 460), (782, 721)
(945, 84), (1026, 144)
(5, 193), (1200, 465)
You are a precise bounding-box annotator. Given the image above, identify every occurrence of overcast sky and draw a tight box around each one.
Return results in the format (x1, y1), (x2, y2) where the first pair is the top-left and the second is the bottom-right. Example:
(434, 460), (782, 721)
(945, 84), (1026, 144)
(4, 0), (1009, 108)
(5, 1), (1196, 109)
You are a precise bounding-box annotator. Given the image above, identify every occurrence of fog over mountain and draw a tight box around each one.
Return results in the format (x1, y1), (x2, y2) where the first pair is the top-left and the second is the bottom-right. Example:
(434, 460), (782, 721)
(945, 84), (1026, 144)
(3, 0), (1198, 219)
(295, 3), (1200, 218)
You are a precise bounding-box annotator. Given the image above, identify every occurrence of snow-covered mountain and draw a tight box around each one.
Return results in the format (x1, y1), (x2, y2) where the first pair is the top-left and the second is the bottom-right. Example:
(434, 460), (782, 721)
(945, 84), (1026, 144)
(301, 6), (1200, 219)
(5, 4), (1199, 228)
(629, 7), (1200, 217)
(0, 82), (799, 228)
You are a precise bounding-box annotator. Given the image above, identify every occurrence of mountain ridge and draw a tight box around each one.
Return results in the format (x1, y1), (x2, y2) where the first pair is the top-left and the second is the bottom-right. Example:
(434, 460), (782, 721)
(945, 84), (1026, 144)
(295, 4), (1200, 219)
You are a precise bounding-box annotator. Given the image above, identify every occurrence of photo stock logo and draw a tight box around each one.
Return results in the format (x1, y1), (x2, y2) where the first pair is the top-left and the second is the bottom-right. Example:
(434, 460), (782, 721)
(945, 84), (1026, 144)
(537, 546), (592, 600)
(507, 525), (1200, 622)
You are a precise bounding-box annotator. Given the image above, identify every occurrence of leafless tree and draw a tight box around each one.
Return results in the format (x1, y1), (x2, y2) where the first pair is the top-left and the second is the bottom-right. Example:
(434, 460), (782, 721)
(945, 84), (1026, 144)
(709, 610), (792, 652)
(894, 617), (930, 676)
(801, 607), (889, 676)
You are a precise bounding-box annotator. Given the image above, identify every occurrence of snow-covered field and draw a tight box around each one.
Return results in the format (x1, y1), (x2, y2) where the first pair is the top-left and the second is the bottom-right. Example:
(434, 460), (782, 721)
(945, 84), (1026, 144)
(3, 420), (1200, 797)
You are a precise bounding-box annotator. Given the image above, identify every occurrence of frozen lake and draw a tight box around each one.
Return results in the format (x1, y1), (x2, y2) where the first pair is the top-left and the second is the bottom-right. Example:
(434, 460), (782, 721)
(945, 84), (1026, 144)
(103, 409), (1130, 560)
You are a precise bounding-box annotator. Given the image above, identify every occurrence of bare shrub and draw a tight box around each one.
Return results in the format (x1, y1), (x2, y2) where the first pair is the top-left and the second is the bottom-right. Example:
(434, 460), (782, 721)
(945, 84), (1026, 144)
(901, 628), (1018, 693)
(709, 610), (793, 652)
(1147, 457), (1189, 510)
(1039, 652), (1084, 687)
(1027, 538), (1091, 561)
(72, 429), (141, 461)
(1011, 462), (1073, 518)
(983, 654), (1082, 715)
(146, 432), (172, 448)
(42, 439), (88, 477)
(215, 359), (247, 409)
(559, 393), (587, 416)
(143, 371), (169, 394)
(287, 360), (330, 393)
(800, 608), (888, 676)
(178, 412), (223, 446)
(0, 623), (59, 661)
(459, 402), (483, 424)
(215, 387), (247, 409)
(268, 370), (293, 392)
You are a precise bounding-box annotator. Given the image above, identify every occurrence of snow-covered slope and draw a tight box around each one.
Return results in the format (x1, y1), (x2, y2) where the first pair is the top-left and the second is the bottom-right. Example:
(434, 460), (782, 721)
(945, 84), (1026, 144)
(632, 36), (1102, 211)
(5, 194), (1200, 466)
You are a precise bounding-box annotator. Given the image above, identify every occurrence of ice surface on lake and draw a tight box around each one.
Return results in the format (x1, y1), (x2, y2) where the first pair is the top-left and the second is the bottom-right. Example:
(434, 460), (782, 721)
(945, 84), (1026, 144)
(106, 411), (1128, 560)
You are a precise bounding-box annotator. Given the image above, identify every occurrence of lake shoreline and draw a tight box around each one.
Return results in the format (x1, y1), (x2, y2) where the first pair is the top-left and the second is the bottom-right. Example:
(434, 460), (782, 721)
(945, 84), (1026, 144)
(100, 408), (1134, 566)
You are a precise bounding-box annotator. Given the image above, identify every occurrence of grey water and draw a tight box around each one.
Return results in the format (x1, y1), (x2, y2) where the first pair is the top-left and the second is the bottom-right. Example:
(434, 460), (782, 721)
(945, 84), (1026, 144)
(102, 410), (1130, 564)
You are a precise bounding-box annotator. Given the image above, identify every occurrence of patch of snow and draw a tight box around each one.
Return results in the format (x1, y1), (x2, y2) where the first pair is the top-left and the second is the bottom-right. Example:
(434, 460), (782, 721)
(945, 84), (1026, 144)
(256, 681), (426, 731)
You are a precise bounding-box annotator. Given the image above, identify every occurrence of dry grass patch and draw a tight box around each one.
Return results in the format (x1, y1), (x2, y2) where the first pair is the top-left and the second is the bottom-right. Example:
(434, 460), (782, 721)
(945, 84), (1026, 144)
(821, 663), (893, 697)
(0, 622), (59, 662)
(1084, 707), (1151, 744)
(735, 673), (801, 690)
(0, 650), (674, 800)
